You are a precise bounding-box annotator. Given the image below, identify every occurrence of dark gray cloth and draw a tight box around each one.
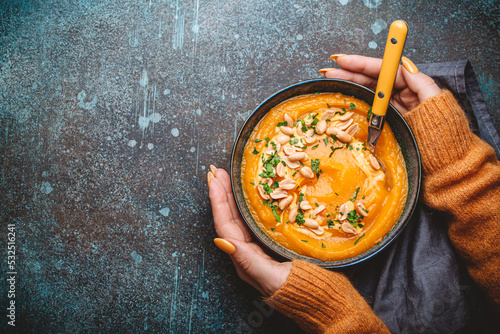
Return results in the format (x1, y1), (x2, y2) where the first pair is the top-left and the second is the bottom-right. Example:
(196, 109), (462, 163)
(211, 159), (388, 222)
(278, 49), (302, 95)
(339, 60), (500, 333)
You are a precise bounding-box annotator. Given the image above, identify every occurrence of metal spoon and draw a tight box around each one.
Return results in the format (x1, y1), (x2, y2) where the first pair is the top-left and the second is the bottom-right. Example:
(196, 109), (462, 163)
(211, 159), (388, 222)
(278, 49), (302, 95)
(367, 20), (408, 171)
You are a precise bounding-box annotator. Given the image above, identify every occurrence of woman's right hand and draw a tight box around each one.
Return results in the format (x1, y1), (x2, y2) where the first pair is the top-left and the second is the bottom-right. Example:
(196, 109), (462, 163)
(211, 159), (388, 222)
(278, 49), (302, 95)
(320, 55), (442, 114)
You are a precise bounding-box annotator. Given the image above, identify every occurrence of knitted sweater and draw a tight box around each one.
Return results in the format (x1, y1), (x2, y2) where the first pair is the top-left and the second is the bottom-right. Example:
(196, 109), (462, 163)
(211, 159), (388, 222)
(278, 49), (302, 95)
(266, 90), (500, 333)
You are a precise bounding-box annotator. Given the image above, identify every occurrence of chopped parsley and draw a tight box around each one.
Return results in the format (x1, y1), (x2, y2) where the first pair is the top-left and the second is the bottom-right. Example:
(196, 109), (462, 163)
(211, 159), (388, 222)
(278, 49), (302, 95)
(277, 121), (288, 127)
(350, 187), (360, 202)
(252, 147), (259, 155)
(253, 138), (262, 142)
(324, 138), (329, 146)
(264, 137), (270, 147)
(311, 159), (321, 179)
(329, 145), (342, 158)
(349, 103), (356, 110)
(271, 227), (275, 231)
(301, 239), (308, 242)
(367, 107), (372, 122)
(311, 144), (319, 150)
(322, 243), (326, 248)
(354, 233), (366, 245)
(250, 182), (255, 185)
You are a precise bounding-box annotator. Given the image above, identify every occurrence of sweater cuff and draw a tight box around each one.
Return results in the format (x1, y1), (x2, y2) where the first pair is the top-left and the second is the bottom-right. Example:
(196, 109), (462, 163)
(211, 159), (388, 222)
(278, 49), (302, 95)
(403, 90), (475, 174)
(265, 260), (389, 334)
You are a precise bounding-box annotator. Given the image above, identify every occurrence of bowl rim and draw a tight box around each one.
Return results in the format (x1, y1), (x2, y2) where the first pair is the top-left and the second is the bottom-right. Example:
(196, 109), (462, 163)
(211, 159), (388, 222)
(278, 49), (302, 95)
(231, 78), (421, 268)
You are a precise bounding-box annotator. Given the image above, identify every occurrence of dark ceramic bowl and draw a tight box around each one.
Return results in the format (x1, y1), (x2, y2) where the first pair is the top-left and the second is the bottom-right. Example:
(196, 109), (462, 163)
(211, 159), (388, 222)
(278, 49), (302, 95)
(231, 79), (421, 268)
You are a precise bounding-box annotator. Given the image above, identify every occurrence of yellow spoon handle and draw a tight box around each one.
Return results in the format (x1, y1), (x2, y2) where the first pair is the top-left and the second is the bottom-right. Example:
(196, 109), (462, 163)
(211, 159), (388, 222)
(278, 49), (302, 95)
(372, 20), (408, 117)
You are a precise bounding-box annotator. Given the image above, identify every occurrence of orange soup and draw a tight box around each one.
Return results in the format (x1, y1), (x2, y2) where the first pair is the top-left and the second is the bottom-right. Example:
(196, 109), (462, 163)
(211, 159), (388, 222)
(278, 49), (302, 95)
(241, 93), (408, 261)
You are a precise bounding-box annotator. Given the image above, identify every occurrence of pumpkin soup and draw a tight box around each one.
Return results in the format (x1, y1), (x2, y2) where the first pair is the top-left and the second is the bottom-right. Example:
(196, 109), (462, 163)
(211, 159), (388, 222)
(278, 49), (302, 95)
(241, 93), (408, 261)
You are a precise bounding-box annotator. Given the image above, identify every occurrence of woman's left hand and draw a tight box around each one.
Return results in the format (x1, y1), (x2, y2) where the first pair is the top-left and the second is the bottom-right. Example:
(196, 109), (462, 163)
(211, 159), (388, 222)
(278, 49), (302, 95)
(208, 166), (292, 297)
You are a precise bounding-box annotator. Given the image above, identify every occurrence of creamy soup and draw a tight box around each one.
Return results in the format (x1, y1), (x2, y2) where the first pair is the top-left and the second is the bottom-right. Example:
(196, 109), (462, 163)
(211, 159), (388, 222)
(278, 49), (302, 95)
(241, 93), (408, 261)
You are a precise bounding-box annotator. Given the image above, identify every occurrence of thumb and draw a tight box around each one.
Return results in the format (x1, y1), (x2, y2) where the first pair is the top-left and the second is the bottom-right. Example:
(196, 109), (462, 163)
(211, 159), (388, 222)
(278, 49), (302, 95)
(401, 57), (442, 102)
(217, 238), (291, 296)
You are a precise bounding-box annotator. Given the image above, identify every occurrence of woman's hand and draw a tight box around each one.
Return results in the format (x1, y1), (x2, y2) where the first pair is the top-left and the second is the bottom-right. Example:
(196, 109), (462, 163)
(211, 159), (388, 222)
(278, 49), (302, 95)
(320, 55), (442, 114)
(208, 166), (292, 297)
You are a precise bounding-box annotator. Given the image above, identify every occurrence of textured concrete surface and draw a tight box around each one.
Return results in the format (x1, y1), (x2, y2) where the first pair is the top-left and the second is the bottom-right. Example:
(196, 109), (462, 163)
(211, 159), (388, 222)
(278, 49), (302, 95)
(0, 0), (499, 332)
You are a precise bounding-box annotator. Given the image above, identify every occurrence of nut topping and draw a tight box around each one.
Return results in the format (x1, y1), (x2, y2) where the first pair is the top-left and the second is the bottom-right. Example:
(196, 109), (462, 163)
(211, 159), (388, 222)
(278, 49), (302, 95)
(309, 226), (324, 236)
(299, 167), (314, 179)
(312, 204), (326, 218)
(257, 184), (270, 200)
(280, 126), (294, 136)
(304, 129), (317, 144)
(336, 130), (352, 143)
(284, 113), (294, 126)
(278, 178), (296, 190)
(288, 207), (298, 223)
(283, 145), (296, 156)
(279, 195), (293, 210)
(339, 111), (354, 121)
(288, 152), (307, 162)
(304, 218), (319, 229)
(369, 155), (381, 170)
(336, 118), (354, 130)
(276, 162), (285, 177)
(283, 156), (300, 169)
(276, 135), (290, 145)
(315, 120), (327, 134)
(345, 123), (360, 136)
(356, 202), (369, 217)
(326, 126), (341, 136)
(299, 200), (312, 211)
(341, 222), (357, 234)
(296, 123), (304, 137)
(338, 201), (355, 220)
(270, 188), (288, 199)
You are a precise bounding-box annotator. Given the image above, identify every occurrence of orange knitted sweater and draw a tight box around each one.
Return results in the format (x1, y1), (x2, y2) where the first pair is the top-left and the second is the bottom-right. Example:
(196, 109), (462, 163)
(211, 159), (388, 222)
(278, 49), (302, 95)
(266, 90), (500, 333)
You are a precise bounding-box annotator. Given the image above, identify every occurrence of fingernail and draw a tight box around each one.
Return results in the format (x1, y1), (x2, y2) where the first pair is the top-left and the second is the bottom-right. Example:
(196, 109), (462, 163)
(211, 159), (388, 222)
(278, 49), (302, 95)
(318, 68), (336, 77)
(210, 164), (217, 175)
(214, 238), (235, 255)
(207, 171), (214, 187)
(402, 56), (419, 74)
(330, 54), (346, 62)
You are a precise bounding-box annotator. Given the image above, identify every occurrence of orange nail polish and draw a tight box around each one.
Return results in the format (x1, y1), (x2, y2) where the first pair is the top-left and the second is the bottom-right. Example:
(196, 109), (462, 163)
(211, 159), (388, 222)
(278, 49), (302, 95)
(330, 54), (346, 62)
(210, 164), (217, 175)
(214, 238), (236, 255)
(318, 68), (336, 77)
(207, 171), (214, 187)
(402, 56), (419, 74)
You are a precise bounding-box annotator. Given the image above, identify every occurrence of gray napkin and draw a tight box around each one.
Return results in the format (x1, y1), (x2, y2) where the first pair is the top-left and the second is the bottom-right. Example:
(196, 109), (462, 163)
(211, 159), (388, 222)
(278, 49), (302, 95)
(340, 60), (500, 334)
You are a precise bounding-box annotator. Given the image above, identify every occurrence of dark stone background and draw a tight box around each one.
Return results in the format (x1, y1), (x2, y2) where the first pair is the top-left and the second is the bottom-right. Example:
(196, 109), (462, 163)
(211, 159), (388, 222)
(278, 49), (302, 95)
(0, 0), (498, 332)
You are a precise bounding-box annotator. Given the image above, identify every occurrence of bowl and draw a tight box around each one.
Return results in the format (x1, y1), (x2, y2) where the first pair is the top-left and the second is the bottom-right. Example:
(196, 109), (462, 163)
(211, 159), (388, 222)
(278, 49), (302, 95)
(230, 79), (421, 268)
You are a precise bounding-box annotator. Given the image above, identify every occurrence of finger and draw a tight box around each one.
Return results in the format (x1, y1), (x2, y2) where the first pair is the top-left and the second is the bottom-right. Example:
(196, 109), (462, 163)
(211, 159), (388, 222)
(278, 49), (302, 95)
(227, 238), (292, 296)
(209, 177), (247, 240)
(401, 68), (442, 103)
(324, 69), (378, 91)
(212, 168), (253, 242)
(335, 55), (409, 90)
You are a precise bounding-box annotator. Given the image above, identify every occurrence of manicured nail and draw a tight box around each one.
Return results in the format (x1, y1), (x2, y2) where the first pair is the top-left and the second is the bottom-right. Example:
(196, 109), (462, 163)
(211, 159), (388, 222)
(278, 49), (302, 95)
(402, 56), (419, 74)
(210, 164), (217, 175)
(214, 238), (235, 255)
(318, 68), (336, 77)
(330, 54), (346, 62)
(207, 171), (214, 187)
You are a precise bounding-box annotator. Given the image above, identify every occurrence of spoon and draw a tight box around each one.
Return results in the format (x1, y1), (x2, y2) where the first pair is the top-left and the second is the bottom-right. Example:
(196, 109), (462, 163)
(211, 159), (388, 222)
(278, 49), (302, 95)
(367, 20), (408, 171)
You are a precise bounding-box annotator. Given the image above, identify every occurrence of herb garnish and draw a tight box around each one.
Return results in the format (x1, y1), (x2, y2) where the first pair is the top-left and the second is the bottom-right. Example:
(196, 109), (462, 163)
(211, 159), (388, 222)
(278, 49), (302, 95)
(311, 159), (321, 179)
(354, 233), (366, 245)
(350, 187), (360, 201)
(253, 138), (262, 142)
(252, 147), (259, 155)
(277, 121), (288, 127)
(349, 103), (356, 110)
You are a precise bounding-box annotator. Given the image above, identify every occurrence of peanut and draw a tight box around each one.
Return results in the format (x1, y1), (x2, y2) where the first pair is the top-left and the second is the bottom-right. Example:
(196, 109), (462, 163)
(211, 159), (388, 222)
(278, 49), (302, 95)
(299, 167), (314, 179)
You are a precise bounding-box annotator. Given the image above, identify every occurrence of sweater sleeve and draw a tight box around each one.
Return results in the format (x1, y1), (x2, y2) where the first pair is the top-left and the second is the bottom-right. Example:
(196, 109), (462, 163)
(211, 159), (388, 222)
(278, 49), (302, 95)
(404, 90), (500, 312)
(266, 260), (390, 334)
